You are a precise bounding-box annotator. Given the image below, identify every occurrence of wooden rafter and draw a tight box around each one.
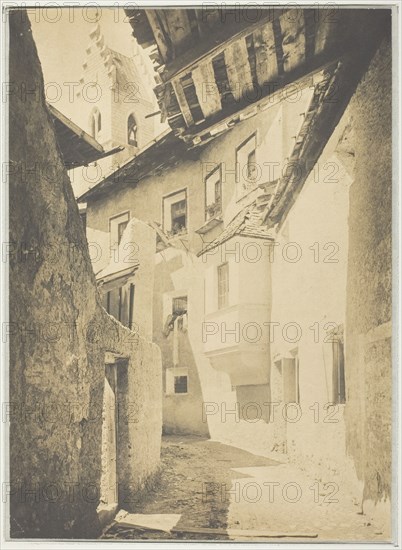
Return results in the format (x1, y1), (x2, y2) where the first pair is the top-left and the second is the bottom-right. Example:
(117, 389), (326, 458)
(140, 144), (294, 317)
(279, 11), (306, 72)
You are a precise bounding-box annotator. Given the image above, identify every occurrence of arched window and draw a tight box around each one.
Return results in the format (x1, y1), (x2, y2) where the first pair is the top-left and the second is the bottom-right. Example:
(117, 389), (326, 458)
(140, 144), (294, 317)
(127, 114), (138, 147)
(89, 108), (101, 140)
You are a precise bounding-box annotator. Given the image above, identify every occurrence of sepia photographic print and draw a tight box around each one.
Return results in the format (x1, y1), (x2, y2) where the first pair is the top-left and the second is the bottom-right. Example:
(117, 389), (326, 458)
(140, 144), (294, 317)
(0, 1), (400, 547)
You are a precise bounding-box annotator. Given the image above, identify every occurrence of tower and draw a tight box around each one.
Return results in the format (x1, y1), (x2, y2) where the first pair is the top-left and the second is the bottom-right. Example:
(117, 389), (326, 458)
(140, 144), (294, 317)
(69, 23), (166, 197)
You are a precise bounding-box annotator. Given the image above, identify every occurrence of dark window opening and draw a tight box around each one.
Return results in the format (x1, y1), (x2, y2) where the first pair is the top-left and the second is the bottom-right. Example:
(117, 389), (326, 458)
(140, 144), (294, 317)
(174, 375), (188, 394)
(332, 340), (346, 404)
(117, 220), (128, 245)
(127, 114), (137, 147)
(89, 108), (101, 139)
(247, 149), (257, 179)
(205, 166), (222, 220)
(215, 180), (222, 201)
(171, 199), (187, 235)
(172, 296), (187, 316)
(103, 282), (135, 330)
(172, 296), (187, 331)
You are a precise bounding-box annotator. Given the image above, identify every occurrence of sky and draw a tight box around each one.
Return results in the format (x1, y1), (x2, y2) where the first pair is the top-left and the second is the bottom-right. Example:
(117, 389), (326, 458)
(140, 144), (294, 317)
(30, 7), (136, 118)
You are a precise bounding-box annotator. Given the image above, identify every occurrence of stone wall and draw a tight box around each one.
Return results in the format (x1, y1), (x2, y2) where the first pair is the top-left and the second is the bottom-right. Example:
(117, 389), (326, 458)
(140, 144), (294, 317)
(344, 35), (392, 526)
(8, 10), (162, 538)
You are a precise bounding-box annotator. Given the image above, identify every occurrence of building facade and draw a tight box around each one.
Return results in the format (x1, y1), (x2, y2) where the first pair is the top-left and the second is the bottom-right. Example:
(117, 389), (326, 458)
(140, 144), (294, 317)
(78, 8), (392, 531)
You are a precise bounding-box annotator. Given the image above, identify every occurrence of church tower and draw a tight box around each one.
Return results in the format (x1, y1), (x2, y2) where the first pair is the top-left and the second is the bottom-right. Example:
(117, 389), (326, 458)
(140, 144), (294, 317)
(69, 23), (166, 197)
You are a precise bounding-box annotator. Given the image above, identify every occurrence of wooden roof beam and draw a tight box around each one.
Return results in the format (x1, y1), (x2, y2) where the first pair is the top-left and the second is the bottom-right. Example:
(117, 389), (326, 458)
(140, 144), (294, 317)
(161, 10), (284, 83)
(171, 78), (195, 127)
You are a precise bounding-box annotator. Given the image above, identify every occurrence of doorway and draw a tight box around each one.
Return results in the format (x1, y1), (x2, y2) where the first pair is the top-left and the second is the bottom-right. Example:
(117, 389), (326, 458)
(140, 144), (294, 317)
(99, 361), (118, 509)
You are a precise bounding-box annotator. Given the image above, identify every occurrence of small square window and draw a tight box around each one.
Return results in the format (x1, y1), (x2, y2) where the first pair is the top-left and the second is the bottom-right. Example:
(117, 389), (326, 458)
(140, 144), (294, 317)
(172, 296), (187, 315)
(174, 375), (188, 394)
(166, 367), (189, 395)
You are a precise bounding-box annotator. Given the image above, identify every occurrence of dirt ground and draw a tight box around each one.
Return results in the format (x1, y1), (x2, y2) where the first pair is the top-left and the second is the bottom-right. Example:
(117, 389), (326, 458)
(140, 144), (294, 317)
(102, 435), (389, 542)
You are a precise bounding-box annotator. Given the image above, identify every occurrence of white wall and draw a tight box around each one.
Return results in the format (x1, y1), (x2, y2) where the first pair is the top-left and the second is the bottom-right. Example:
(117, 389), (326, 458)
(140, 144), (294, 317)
(269, 112), (353, 472)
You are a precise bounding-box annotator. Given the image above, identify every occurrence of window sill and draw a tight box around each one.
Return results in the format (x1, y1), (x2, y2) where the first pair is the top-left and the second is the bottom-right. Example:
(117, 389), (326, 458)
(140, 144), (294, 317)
(165, 231), (188, 240)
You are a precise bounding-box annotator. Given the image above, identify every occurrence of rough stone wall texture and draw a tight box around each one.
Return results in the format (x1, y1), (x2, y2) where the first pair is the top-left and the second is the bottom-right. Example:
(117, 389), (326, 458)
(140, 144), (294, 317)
(9, 11), (161, 538)
(344, 35), (392, 515)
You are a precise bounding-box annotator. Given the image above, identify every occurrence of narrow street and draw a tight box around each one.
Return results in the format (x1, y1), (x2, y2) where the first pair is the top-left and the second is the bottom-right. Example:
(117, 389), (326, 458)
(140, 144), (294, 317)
(6, 5), (394, 543)
(102, 436), (385, 542)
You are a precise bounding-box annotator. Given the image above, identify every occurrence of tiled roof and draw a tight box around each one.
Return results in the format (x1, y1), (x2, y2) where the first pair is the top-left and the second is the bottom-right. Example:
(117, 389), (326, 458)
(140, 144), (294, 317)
(198, 200), (274, 256)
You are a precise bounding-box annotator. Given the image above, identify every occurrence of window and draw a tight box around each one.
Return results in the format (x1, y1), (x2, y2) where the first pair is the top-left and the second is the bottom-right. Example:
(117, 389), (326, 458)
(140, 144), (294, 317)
(127, 114), (138, 147)
(247, 149), (257, 179)
(171, 200), (186, 233)
(205, 166), (222, 220)
(117, 220), (128, 245)
(89, 108), (101, 140)
(172, 296), (187, 331)
(174, 375), (188, 394)
(172, 296), (187, 315)
(165, 367), (189, 395)
(236, 133), (258, 198)
(103, 282), (135, 330)
(332, 326), (346, 404)
(109, 212), (129, 249)
(217, 262), (229, 309)
(163, 190), (187, 236)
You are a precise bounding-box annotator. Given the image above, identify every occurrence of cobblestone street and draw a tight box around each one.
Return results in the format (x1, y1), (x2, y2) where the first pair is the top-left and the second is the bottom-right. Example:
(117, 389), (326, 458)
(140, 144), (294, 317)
(103, 436), (388, 542)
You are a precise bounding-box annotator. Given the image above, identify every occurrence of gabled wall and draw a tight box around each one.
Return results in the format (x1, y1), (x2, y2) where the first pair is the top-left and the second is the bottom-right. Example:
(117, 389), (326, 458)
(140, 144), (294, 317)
(66, 23), (165, 198)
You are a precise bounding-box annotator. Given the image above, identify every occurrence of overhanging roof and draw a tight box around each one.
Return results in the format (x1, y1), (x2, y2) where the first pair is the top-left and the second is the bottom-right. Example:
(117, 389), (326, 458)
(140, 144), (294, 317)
(126, 9), (389, 148)
(48, 103), (124, 169)
(77, 129), (200, 203)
